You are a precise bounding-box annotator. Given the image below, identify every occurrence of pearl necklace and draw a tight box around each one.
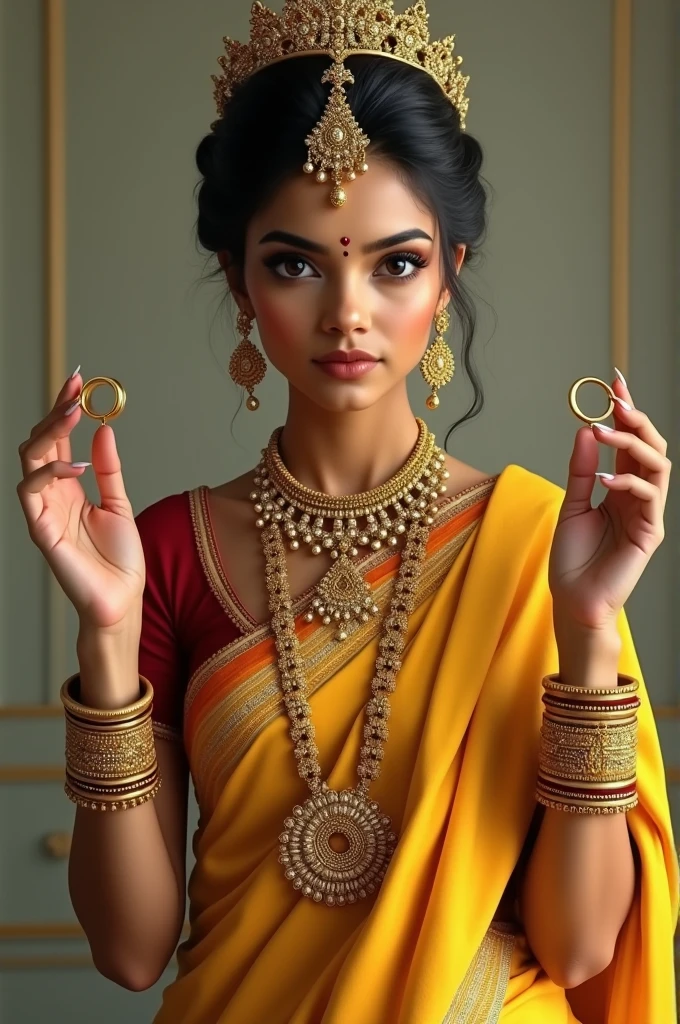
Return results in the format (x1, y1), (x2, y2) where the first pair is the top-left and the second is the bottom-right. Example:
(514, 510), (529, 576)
(250, 418), (449, 639)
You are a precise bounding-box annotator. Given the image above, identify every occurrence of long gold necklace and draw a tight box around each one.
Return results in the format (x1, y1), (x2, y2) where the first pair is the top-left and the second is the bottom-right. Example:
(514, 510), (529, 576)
(256, 423), (447, 907)
(251, 418), (448, 640)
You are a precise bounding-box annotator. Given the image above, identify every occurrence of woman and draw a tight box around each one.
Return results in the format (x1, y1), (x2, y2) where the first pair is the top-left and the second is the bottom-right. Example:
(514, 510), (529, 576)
(16, 2), (677, 1021)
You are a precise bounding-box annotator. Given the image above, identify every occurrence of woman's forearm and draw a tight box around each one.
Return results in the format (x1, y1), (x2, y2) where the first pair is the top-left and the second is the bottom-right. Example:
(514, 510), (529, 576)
(68, 629), (184, 990)
(519, 627), (636, 989)
(519, 803), (636, 988)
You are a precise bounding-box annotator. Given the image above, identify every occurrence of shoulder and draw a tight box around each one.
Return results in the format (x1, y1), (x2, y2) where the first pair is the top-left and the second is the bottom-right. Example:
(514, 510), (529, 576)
(133, 489), (197, 571)
(134, 489), (191, 532)
(491, 463), (565, 514)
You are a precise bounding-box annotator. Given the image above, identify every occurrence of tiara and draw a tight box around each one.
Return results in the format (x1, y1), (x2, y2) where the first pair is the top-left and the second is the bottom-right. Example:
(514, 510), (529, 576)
(211, 0), (470, 208)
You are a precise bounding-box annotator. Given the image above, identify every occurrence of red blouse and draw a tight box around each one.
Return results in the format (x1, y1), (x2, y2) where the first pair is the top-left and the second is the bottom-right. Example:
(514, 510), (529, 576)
(135, 488), (240, 743)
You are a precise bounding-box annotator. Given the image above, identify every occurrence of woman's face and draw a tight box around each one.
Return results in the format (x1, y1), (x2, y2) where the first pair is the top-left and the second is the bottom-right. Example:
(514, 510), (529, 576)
(223, 157), (465, 413)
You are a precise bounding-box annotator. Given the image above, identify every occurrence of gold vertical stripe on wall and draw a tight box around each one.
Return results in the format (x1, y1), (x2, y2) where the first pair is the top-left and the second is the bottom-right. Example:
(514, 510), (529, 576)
(44, 0), (67, 703)
(611, 0), (632, 379)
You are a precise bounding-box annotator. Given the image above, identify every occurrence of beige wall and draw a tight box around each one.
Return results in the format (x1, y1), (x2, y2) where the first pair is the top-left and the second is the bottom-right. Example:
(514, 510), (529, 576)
(6, 0), (673, 703)
(1, 0), (677, 1013)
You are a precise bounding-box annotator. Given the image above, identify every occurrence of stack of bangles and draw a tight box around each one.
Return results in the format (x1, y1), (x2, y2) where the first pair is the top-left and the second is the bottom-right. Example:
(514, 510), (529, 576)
(59, 672), (162, 812)
(536, 673), (640, 814)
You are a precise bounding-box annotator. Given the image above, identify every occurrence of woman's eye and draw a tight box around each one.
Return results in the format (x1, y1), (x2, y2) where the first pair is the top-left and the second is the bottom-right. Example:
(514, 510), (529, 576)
(263, 250), (428, 280)
(265, 255), (316, 279)
(377, 252), (429, 279)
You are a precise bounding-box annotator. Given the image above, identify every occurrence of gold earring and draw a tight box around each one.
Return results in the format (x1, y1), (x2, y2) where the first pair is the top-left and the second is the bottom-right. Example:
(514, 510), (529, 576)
(421, 308), (455, 410)
(229, 311), (267, 411)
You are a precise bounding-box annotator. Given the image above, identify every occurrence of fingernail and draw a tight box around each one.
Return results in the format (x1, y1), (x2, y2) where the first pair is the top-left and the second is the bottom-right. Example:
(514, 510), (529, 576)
(591, 422), (614, 432)
(71, 462), (91, 468)
(614, 366), (628, 389)
(64, 397), (81, 416)
(595, 472), (615, 481)
(612, 395), (632, 411)
(70, 364), (81, 379)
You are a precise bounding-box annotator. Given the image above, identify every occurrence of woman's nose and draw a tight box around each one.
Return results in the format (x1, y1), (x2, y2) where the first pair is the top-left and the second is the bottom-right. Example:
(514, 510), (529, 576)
(320, 289), (372, 336)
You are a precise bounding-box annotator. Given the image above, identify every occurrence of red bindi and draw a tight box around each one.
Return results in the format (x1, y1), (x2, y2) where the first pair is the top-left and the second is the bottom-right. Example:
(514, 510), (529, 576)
(340, 237), (350, 246)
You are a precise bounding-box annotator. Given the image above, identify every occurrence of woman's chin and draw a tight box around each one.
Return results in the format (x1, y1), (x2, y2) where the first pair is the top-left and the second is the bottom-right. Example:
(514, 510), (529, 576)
(288, 372), (389, 413)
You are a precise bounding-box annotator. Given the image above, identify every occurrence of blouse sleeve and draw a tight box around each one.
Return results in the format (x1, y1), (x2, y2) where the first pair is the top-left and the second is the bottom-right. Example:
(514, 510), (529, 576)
(135, 500), (186, 744)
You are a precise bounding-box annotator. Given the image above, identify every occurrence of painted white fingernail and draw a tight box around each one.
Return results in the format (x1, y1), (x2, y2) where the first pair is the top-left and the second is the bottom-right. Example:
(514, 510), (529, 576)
(591, 422), (614, 432)
(612, 396), (632, 411)
(614, 366), (628, 389)
(64, 398), (81, 416)
(595, 472), (615, 480)
(70, 363), (81, 379)
(71, 462), (91, 468)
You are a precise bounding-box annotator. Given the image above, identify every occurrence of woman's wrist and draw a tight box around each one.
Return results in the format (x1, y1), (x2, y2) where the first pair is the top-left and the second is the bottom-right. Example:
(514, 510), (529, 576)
(75, 618), (143, 709)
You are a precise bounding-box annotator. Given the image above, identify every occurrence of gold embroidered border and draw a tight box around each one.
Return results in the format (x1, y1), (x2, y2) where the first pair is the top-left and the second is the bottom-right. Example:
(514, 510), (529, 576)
(443, 926), (517, 1024)
(187, 502), (489, 792)
(188, 486), (252, 633)
(189, 476), (498, 640)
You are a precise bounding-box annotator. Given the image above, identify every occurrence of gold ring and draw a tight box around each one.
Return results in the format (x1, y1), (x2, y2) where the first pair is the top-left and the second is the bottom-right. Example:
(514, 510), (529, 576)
(568, 377), (615, 425)
(78, 377), (126, 426)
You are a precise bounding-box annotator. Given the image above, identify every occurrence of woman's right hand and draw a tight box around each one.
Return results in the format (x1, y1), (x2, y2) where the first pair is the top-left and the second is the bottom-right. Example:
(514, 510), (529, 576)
(16, 370), (145, 633)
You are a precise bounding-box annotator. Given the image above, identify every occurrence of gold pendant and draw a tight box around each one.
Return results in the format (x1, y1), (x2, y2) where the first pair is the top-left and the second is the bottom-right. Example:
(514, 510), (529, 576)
(304, 554), (379, 640)
(278, 784), (397, 906)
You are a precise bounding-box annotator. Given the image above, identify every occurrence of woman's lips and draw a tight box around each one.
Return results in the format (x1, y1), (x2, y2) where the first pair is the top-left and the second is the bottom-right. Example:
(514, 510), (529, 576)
(314, 350), (380, 380)
(315, 359), (379, 379)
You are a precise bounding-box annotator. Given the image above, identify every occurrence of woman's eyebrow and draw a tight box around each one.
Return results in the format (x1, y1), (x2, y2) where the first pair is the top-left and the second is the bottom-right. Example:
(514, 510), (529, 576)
(258, 228), (433, 255)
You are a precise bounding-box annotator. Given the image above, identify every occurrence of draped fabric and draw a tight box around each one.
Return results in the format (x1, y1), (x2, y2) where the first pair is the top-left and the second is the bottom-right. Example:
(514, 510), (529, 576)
(141, 466), (677, 1023)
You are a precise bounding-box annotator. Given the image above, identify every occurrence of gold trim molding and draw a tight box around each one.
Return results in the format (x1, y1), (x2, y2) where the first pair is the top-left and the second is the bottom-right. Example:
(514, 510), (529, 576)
(611, 0), (632, 377)
(44, 0), (68, 703)
(0, 922), (190, 941)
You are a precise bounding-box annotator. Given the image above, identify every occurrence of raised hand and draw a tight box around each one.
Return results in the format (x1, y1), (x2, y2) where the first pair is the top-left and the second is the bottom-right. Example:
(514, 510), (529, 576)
(548, 372), (671, 635)
(16, 369), (145, 633)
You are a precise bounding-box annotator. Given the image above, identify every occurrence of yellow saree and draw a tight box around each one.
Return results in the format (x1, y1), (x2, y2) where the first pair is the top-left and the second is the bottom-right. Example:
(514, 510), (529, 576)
(152, 464), (678, 1023)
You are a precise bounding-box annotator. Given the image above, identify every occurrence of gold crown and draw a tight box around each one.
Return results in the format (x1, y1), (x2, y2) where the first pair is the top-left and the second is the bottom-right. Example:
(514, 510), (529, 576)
(211, 0), (470, 208)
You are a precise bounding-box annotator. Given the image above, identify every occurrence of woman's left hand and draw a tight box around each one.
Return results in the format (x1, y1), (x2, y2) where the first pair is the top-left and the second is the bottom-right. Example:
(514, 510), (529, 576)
(548, 373), (672, 635)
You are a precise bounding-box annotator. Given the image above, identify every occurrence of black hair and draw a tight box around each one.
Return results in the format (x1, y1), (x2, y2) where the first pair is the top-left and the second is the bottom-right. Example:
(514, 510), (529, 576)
(195, 53), (490, 447)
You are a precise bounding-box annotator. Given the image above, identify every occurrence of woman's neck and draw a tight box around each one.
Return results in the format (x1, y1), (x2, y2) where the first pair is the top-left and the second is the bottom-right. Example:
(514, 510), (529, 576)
(278, 386), (423, 497)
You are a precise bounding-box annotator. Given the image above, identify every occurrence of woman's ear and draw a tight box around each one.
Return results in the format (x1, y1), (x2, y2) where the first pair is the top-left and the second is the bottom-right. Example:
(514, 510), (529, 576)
(218, 250), (253, 317)
(454, 244), (467, 275)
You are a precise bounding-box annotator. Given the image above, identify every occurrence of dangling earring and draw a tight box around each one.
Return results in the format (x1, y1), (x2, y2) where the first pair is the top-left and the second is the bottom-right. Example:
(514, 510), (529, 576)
(229, 311), (267, 411)
(420, 307), (455, 410)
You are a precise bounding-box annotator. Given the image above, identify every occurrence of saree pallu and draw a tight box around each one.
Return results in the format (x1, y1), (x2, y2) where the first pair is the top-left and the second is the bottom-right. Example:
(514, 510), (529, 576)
(152, 464), (678, 1023)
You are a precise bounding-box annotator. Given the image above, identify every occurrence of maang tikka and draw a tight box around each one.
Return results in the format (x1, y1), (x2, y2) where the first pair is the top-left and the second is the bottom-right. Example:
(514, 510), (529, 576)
(421, 307), (455, 409)
(210, 0), (470, 209)
(229, 311), (267, 411)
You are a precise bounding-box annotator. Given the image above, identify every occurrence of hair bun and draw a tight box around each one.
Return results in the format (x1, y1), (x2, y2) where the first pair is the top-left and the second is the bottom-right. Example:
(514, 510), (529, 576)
(196, 133), (220, 179)
(460, 132), (483, 177)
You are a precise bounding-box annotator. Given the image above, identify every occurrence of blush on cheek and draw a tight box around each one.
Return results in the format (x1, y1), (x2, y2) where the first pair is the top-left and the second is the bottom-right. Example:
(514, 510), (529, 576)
(252, 297), (300, 351)
(386, 302), (435, 355)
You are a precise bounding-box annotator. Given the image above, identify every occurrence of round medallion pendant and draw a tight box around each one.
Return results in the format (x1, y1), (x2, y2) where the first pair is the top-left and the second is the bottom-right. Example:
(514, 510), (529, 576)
(278, 785), (397, 906)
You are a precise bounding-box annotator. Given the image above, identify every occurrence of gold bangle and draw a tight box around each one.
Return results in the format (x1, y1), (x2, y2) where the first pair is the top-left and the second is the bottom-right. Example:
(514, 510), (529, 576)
(536, 791), (638, 815)
(65, 710), (157, 781)
(538, 771), (637, 791)
(542, 673), (639, 698)
(543, 707), (638, 725)
(60, 672), (153, 722)
(537, 783), (637, 804)
(66, 762), (158, 787)
(64, 774), (162, 812)
(65, 764), (159, 798)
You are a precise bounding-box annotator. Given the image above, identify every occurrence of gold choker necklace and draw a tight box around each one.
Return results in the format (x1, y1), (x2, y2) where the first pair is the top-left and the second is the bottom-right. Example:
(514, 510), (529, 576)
(250, 418), (448, 640)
